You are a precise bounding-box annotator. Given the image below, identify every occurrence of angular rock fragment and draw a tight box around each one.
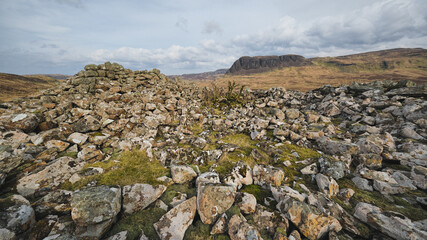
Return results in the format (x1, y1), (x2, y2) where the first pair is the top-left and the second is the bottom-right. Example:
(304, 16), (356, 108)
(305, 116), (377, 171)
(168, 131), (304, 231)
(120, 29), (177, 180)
(210, 213), (228, 235)
(285, 200), (342, 240)
(122, 183), (166, 214)
(252, 165), (284, 187)
(154, 197), (197, 240)
(0, 194), (35, 235)
(171, 165), (197, 184)
(315, 173), (339, 198)
(71, 186), (121, 239)
(17, 156), (84, 197)
(228, 214), (262, 240)
(197, 183), (235, 224)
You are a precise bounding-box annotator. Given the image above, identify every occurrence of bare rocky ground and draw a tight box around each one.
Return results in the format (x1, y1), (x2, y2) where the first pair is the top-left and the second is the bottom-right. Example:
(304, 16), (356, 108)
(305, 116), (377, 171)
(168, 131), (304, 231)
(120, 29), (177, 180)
(0, 62), (426, 240)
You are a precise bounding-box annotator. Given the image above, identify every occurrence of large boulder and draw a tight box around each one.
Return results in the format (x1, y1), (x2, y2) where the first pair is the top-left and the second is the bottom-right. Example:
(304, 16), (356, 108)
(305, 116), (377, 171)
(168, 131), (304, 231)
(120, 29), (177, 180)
(153, 196), (197, 240)
(71, 186), (121, 239)
(0, 194), (35, 235)
(316, 137), (359, 156)
(354, 202), (427, 240)
(122, 183), (166, 214)
(252, 165), (284, 188)
(197, 183), (236, 224)
(17, 156), (85, 197)
(4, 113), (40, 133)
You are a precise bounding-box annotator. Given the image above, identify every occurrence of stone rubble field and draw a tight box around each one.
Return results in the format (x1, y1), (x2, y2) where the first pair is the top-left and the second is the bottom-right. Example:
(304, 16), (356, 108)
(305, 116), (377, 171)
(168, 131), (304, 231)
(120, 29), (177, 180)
(0, 62), (426, 240)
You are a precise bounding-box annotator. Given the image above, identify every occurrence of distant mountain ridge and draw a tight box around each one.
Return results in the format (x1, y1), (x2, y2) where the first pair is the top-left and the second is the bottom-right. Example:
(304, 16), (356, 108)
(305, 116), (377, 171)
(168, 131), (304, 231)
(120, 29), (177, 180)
(226, 54), (310, 75)
(169, 68), (228, 82)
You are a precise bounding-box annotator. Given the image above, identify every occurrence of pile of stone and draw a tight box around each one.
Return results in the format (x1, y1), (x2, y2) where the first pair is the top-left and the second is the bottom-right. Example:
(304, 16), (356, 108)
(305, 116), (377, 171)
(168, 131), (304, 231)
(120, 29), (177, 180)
(1, 62), (426, 240)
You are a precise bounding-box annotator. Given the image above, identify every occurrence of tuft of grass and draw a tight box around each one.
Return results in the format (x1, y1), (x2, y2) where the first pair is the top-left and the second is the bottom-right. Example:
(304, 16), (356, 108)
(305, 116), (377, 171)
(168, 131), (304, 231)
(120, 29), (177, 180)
(190, 123), (205, 136)
(61, 150), (169, 190)
(222, 133), (256, 149)
(107, 207), (166, 240)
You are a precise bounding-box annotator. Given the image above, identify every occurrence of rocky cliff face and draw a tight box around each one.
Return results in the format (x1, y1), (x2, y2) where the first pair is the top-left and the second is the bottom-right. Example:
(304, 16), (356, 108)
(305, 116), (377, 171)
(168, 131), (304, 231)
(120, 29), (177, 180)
(0, 62), (426, 240)
(226, 54), (310, 75)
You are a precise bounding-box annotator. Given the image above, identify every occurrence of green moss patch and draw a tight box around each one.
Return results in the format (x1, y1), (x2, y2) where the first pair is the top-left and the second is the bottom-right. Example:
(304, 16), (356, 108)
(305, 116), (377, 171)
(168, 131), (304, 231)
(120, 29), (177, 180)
(240, 185), (277, 210)
(225, 205), (241, 219)
(160, 184), (197, 206)
(184, 219), (230, 240)
(57, 151), (78, 159)
(278, 144), (321, 162)
(107, 207), (166, 240)
(61, 150), (169, 191)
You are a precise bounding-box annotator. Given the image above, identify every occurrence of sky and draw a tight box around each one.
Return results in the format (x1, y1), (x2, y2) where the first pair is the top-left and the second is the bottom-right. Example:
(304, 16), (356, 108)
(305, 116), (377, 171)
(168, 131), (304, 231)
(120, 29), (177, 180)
(0, 0), (426, 75)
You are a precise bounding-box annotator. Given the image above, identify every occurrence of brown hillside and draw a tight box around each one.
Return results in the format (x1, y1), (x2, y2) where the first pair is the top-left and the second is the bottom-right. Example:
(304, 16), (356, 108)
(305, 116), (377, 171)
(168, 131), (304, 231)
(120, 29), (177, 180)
(0, 73), (58, 102)
(195, 48), (427, 91)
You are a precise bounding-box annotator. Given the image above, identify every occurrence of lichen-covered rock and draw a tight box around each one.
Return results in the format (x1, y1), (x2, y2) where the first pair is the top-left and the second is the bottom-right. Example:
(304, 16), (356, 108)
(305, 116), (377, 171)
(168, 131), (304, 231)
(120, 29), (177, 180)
(250, 204), (289, 236)
(67, 132), (88, 146)
(357, 153), (382, 169)
(354, 202), (427, 240)
(210, 213), (228, 235)
(171, 165), (197, 184)
(237, 192), (257, 214)
(284, 200), (342, 240)
(0, 194), (35, 235)
(228, 214), (262, 240)
(45, 140), (70, 152)
(252, 165), (284, 187)
(315, 173), (339, 198)
(0, 228), (16, 240)
(71, 186), (121, 239)
(197, 184), (236, 224)
(357, 135), (384, 155)
(224, 162), (253, 190)
(17, 156), (84, 197)
(33, 190), (73, 217)
(196, 172), (220, 188)
(71, 186), (121, 225)
(316, 137), (359, 156)
(272, 185), (306, 202)
(122, 183), (166, 214)
(4, 113), (40, 133)
(153, 196), (197, 240)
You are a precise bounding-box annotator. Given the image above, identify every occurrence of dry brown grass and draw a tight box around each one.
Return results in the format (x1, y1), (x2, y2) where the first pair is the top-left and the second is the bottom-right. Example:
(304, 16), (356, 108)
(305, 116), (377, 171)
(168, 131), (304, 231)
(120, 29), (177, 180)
(0, 73), (58, 102)
(194, 49), (427, 92)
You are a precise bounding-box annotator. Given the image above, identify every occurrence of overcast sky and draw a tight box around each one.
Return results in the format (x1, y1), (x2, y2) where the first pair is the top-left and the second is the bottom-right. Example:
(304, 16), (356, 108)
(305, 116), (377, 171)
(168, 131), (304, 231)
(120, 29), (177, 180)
(1, 0), (426, 75)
